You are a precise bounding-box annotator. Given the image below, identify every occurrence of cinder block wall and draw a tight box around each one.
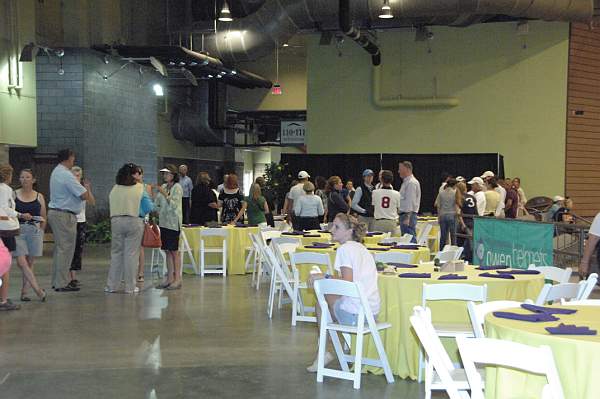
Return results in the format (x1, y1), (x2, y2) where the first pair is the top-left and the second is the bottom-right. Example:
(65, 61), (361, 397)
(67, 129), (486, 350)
(36, 48), (158, 217)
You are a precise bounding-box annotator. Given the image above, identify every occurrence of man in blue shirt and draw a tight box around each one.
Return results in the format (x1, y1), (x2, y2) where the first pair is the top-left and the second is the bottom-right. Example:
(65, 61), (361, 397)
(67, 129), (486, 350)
(179, 164), (193, 225)
(48, 149), (92, 292)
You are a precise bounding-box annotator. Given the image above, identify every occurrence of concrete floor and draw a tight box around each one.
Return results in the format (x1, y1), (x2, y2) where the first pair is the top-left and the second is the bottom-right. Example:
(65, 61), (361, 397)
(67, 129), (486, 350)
(0, 244), (430, 399)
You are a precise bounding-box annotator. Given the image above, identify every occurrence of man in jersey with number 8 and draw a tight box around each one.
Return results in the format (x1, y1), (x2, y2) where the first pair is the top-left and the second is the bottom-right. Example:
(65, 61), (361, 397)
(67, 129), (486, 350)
(371, 170), (401, 234)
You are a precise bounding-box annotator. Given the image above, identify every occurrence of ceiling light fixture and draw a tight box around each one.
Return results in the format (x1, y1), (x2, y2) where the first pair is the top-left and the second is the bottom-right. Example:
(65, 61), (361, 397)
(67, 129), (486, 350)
(218, 0), (233, 22)
(153, 83), (164, 96)
(379, 0), (393, 19)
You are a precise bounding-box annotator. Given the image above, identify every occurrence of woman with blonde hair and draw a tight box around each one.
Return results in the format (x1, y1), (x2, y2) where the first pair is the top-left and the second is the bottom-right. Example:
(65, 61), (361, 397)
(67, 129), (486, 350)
(218, 174), (247, 225)
(191, 172), (218, 226)
(245, 183), (268, 226)
(325, 176), (349, 224)
(14, 169), (47, 302)
(306, 213), (379, 372)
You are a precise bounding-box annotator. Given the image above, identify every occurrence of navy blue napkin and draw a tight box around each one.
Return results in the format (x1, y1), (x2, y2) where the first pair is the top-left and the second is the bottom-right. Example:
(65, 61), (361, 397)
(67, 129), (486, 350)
(368, 247), (390, 251)
(377, 242), (395, 246)
(398, 273), (431, 278)
(493, 311), (559, 322)
(393, 245), (421, 250)
(545, 323), (597, 335)
(282, 231), (303, 236)
(386, 262), (417, 268)
(309, 242), (333, 248)
(366, 232), (384, 236)
(521, 304), (577, 315)
(438, 274), (468, 280)
(498, 269), (541, 275)
(303, 234), (321, 237)
(318, 230), (331, 233)
(479, 272), (515, 279)
(476, 265), (509, 270)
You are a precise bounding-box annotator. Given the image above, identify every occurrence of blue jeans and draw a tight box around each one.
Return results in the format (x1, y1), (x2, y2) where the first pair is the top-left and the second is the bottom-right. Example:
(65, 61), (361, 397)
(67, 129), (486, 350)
(439, 214), (457, 249)
(400, 212), (418, 243)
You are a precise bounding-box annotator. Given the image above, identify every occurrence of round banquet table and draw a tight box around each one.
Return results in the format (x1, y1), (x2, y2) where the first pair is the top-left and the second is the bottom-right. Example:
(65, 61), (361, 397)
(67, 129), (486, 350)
(181, 225), (258, 275)
(280, 230), (390, 246)
(485, 305), (600, 399)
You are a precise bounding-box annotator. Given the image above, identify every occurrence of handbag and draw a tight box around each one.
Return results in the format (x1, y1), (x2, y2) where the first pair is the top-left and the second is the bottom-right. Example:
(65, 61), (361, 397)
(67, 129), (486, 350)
(142, 222), (161, 248)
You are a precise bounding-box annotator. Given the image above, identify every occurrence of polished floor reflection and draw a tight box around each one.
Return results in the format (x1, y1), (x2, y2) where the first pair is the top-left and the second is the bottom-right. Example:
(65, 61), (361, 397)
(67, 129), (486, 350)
(0, 244), (430, 399)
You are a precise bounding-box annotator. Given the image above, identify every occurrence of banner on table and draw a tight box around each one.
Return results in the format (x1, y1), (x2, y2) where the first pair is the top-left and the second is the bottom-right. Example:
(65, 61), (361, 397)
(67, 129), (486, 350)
(473, 218), (553, 269)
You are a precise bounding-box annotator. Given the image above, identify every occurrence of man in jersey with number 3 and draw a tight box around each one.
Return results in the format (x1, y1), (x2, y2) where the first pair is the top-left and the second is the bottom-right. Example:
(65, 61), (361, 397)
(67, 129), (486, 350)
(371, 170), (401, 234)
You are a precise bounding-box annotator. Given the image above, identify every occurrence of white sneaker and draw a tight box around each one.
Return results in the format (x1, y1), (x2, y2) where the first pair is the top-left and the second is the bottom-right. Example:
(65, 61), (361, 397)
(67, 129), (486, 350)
(104, 287), (117, 293)
(306, 351), (335, 372)
(125, 287), (140, 294)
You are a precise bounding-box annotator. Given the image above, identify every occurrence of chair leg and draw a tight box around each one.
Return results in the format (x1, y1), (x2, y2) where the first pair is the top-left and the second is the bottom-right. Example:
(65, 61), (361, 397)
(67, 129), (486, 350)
(353, 330), (364, 389)
(329, 330), (350, 372)
(424, 357), (433, 399)
(371, 329), (394, 384)
(418, 348), (424, 382)
(267, 272), (277, 318)
(255, 260), (262, 290)
(244, 248), (254, 273)
(200, 241), (205, 277)
(291, 285), (298, 327)
(316, 321), (329, 383)
(278, 281), (283, 309)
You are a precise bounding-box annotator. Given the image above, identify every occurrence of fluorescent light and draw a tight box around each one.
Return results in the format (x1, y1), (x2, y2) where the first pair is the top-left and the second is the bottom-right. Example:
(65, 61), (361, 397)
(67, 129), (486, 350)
(153, 83), (164, 96)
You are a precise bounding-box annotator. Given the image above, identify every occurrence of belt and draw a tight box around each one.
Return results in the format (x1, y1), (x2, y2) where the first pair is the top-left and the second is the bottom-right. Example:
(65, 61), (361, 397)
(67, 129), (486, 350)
(49, 208), (77, 215)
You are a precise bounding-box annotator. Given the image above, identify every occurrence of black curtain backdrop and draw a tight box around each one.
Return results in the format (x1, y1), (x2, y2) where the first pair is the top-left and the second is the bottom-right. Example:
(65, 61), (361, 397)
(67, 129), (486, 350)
(280, 153), (504, 214)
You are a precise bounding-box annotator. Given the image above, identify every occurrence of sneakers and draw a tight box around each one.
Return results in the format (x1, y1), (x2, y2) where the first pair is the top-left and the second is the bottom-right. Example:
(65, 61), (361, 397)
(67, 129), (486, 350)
(104, 287), (118, 293)
(0, 300), (21, 311)
(306, 351), (335, 372)
(125, 287), (140, 294)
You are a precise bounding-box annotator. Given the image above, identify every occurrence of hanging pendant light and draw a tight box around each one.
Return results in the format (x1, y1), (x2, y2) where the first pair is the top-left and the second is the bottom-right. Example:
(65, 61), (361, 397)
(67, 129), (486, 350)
(219, 0), (233, 22)
(378, 0), (393, 19)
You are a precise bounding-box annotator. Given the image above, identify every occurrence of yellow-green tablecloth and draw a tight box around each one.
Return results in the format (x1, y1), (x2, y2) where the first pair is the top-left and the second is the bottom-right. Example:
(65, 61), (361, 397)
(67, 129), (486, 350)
(182, 225), (258, 275)
(361, 265), (544, 379)
(281, 230), (389, 246)
(485, 305), (600, 399)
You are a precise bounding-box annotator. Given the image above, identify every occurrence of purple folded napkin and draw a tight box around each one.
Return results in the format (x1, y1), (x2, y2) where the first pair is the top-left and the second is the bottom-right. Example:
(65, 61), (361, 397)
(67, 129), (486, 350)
(318, 230), (331, 233)
(303, 234), (321, 237)
(304, 245), (332, 249)
(479, 272), (515, 279)
(393, 245), (421, 250)
(498, 269), (541, 275)
(493, 311), (559, 322)
(368, 247), (390, 251)
(521, 304), (577, 315)
(366, 232), (384, 236)
(235, 224), (250, 228)
(398, 273), (431, 278)
(386, 262), (417, 268)
(476, 265), (509, 270)
(438, 274), (468, 280)
(377, 242), (395, 246)
(282, 231), (303, 236)
(310, 242), (333, 248)
(545, 323), (597, 335)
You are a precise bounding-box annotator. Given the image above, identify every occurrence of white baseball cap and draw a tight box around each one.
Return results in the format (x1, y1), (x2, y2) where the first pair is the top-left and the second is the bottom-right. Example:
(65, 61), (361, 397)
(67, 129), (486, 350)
(481, 171), (495, 179)
(468, 177), (484, 186)
(159, 168), (172, 173)
(456, 176), (465, 182)
(297, 171), (310, 179)
(553, 195), (565, 202)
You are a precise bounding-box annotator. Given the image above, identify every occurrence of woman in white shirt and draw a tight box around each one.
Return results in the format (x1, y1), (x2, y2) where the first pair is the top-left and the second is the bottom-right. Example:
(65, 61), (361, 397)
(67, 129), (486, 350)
(306, 212), (380, 372)
(293, 182), (324, 231)
(69, 166), (95, 288)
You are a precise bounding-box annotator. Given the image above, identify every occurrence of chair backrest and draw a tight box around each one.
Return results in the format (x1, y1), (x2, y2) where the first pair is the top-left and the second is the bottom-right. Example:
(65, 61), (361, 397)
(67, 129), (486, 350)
(409, 306), (464, 399)
(261, 245), (294, 298)
(423, 283), (487, 307)
(261, 230), (282, 243)
(528, 264), (572, 284)
(578, 272), (598, 300)
(535, 282), (582, 305)
(561, 298), (600, 306)
(289, 251), (333, 275)
(467, 300), (522, 338)
(270, 236), (302, 247)
(456, 336), (565, 399)
(272, 242), (299, 280)
(417, 223), (433, 245)
(200, 228), (228, 238)
(373, 251), (413, 265)
(313, 279), (376, 331)
(436, 249), (459, 263)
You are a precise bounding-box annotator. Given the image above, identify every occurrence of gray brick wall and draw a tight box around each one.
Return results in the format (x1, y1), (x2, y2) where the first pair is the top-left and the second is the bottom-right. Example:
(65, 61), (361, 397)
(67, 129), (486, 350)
(36, 48), (158, 218)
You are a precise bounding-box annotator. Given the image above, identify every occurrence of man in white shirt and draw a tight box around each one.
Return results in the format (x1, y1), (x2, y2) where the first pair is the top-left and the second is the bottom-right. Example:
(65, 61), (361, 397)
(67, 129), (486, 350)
(179, 164), (193, 224)
(467, 177), (487, 216)
(398, 161), (421, 242)
(482, 171), (505, 217)
(285, 170), (310, 230)
(371, 170), (401, 233)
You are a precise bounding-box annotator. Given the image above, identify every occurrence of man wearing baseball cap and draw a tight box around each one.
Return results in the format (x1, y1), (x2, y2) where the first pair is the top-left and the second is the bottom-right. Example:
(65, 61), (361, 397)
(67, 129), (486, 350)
(285, 171), (310, 229)
(481, 171), (506, 217)
(545, 195), (565, 222)
(467, 177), (487, 216)
(351, 169), (375, 230)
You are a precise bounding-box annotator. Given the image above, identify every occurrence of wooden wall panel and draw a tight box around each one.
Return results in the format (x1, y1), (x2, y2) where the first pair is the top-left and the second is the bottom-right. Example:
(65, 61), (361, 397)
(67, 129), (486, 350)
(566, 23), (600, 219)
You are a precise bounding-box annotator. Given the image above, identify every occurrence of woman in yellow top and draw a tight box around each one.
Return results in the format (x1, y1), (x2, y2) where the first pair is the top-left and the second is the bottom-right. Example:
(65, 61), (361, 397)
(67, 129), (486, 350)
(484, 178), (501, 216)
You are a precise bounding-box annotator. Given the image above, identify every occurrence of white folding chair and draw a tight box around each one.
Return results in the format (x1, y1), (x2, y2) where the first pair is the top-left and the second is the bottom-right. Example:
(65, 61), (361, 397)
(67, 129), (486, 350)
(150, 248), (167, 278)
(253, 230), (283, 290)
(409, 306), (472, 399)
(561, 298), (600, 305)
(467, 300), (523, 338)
(249, 233), (266, 288)
(534, 281), (584, 305)
(199, 228), (228, 277)
(261, 229), (282, 243)
(289, 251), (332, 326)
(398, 233), (413, 243)
(528, 264), (572, 284)
(419, 283), (488, 383)
(417, 223), (433, 246)
(270, 241), (300, 316)
(373, 251), (413, 265)
(262, 245), (296, 319)
(270, 236), (302, 247)
(436, 249), (459, 263)
(577, 272), (598, 300)
(179, 229), (197, 275)
(314, 279), (394, 390)
(439, 245), (464, 260)
(456, 336), (565, 399)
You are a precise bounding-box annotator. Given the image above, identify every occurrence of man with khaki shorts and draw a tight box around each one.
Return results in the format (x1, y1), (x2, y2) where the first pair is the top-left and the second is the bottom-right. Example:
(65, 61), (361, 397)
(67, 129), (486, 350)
(371, 170), (401, 234)
(48, 149), (91, 292)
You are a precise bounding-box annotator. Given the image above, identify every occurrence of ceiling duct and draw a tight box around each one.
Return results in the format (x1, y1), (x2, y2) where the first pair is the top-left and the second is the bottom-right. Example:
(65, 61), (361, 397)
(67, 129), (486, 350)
(195, 0), (593, 63)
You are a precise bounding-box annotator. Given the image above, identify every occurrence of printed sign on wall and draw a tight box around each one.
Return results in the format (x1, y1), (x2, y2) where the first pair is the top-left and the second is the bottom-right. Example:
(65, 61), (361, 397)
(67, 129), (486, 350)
(281, 121), (306, 145)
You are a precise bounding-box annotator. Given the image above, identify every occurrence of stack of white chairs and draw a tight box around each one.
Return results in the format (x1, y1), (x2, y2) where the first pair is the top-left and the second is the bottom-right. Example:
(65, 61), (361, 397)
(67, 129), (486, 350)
(313, 279), (394, 389)
(534, 273), (597, 305)
(409, 306), (473, 399)
(288, 251), (332, 326)
(467, 300), (523, 338)
(373, 251), (413, 265)
(456, 336), (565, 399)
(261, 245), (296, 319)
(253, 230), (282, 290)
(419, 283), (487, 384)
(268, 241), (300, 318)
(528, 264), (572, 284)
(199, 228), (228, 277)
